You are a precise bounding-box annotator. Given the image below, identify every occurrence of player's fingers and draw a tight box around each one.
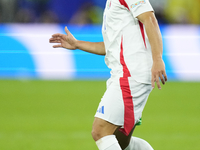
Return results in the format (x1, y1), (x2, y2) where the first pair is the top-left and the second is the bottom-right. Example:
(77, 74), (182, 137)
(151, 76), (155, 89)
(50, 36), (59, 40)
(49, 38), (53, 43)
(52, 34), (64, 40)
(159, 72), (165, 85)
(65, 26), (70, 35)
(49, 37), (56, 42)
(54, 36), (61, 40)
(155, 74), (161, 90)
(53, 44), (62, 48)
(51, 34), (59, 38)
(49, 38), (61, 43)
(163, 71), (168, 82)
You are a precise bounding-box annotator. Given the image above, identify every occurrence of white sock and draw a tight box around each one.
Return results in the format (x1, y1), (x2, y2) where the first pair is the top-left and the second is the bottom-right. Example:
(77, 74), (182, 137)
(96, 135), (122, 150)
(124, 136), (154, 150)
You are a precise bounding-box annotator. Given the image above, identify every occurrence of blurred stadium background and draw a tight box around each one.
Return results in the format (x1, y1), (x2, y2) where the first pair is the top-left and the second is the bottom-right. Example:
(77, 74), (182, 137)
(0, 0), (200, 150)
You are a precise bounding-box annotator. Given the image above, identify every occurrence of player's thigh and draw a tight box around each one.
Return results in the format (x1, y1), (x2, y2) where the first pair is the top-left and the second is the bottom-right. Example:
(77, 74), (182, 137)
(95, 81), (124, 127)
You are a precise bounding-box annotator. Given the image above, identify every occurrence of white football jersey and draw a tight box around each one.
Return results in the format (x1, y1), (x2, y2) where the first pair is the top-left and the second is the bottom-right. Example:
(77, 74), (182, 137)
(102, 0), (154, 84)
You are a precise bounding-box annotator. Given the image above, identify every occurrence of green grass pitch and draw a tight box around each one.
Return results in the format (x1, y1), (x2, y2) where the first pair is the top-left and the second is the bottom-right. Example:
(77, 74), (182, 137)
(0, 80), (199, 150)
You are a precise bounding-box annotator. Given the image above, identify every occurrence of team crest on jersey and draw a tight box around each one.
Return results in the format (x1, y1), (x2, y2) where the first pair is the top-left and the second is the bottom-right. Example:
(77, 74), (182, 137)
(131, 0), (146, 9)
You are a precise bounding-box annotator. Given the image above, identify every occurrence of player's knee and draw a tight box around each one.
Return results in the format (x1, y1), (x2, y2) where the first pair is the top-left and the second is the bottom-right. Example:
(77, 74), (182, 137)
(91, 118), (119, 141)
(91, 127), (102, 141)
(91, 122), (108, 141)
(91, 118), (106, 141)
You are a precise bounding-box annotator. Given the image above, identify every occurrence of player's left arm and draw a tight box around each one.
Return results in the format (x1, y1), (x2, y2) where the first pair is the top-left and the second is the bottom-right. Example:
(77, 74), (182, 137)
(49, 26), (106, 55)
(137, 11), (167, 89)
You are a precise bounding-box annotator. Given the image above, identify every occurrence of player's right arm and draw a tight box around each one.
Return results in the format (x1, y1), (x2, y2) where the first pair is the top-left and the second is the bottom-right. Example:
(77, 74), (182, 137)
(49, 26), (106, 55)
(137, 11), (167, 89)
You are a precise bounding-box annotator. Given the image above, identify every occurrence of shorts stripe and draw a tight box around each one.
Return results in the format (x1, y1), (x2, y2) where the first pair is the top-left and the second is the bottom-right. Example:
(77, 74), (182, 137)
(119, 36), (135, 136)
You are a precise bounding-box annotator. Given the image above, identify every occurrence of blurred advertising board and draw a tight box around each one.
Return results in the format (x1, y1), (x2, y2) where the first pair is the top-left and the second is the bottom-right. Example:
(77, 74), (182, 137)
(0, 24), (200, 81)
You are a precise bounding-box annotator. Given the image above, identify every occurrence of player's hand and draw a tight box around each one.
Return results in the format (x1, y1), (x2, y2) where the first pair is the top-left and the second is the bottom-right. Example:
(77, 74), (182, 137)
(49, 26), (77, 50)
(151, 59), (167, 90)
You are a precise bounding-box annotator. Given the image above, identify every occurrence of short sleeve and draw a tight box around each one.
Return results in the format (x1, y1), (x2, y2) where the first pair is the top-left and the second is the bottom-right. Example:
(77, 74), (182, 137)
(125, 0), (154, 18)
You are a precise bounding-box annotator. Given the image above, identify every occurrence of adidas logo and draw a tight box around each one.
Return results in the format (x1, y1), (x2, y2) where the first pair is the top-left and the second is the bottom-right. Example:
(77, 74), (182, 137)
(97, 106), (104, 114)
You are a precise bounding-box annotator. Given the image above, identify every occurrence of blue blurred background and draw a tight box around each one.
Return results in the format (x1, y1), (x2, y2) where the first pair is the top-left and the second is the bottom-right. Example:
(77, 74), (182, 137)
(0, 0), (200, 81)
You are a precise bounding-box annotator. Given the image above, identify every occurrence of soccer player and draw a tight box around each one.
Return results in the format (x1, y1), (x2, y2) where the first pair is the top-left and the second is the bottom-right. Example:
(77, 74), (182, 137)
(49, 0), (167, 150)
